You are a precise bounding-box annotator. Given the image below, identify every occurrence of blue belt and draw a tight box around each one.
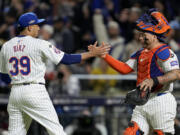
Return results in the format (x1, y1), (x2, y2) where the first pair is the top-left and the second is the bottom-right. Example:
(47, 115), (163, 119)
(157, 93), (166, 96)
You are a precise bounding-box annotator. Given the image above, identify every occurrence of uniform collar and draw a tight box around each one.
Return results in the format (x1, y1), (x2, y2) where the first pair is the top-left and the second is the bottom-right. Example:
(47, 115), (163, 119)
(17, 35), (26, 37)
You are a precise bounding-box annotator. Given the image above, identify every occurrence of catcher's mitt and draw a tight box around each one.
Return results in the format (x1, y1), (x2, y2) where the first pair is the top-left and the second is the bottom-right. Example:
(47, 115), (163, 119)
(124, 86), (150, 106)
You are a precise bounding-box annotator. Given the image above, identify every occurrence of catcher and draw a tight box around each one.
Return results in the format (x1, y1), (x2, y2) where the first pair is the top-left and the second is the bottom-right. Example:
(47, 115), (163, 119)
(89, 9), (180, 135)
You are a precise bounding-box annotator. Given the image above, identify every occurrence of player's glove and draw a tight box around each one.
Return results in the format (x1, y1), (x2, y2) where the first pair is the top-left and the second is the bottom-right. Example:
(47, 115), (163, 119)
(124, 86), (150, 106)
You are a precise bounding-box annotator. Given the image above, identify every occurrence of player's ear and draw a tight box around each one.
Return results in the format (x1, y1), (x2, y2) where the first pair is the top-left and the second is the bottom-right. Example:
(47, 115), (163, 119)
(153, 35), (158, 41)
(27, 25), (32, 32)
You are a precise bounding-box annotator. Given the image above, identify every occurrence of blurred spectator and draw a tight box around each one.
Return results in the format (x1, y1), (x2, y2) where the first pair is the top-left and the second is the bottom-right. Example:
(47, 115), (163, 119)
(68, 50), (93, 90)
(69, 58), (91, 75)
(60, 65), (80, 96)
(0, 110), (8, 135)
(128, 7), (141, 24)
(90, 59), (118, 94)
(53, 17), (75, 53)
(0, 77), (6, 90)
(53, 17), (64, 49)
(107, 21), (125, 60)
(94, 11), (125, 58)
(23, 0), (37, 12)
(23, 0), (53, 21)
(0, 129), (8, 135)
(108, 8), (130, 40)
(79, 31), (96, 51)
(39, 24), (56, 87)
(40, 24), (56, 45)
(169, 11), (180, 44)
(175, 118), (180, 135)
(116, 8), (130, 39)
(93, 9), (108, 45)
(0, 73), (11, 94)
(10, 0), (23, 16)
(75, 0), (92, 33)
(125, 7), (142, 42)
(167, 29), (180, 52)
(108, 7), (141, 43)
(48, 65), (80, 97)
(57, 0), (75, 18)
(68, 0), (94, 50)
(154, 0), (165, 13)
(34, 2), (53, 22)
(123, 29), (142, 61)
(93, 9), (125, 67)
(0, 10), (17, 40)
(169, 16), (180, 61)
(153, 0), (174, 21)
(0, 41), (11, 94)
(65, 109), (107, 135)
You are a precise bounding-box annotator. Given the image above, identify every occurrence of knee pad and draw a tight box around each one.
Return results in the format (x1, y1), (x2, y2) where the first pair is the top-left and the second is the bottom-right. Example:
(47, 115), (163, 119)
(153, 130), (173, 135)
(123, 121), (144, 135)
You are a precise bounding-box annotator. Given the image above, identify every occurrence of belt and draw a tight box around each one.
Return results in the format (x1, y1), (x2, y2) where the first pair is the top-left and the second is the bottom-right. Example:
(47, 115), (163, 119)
(13, 82), (45, 85)
(157, 93), (166, 96)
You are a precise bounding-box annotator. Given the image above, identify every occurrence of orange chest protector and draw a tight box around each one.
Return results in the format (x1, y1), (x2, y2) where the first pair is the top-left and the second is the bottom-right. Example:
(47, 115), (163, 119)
(135, 44), (170, 91)
(137, 49), (154, 85)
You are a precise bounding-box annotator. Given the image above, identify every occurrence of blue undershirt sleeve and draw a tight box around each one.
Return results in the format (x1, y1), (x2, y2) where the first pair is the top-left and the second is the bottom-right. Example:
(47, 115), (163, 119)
(0, 73), (11, 84)
(60, 53), (82, 65)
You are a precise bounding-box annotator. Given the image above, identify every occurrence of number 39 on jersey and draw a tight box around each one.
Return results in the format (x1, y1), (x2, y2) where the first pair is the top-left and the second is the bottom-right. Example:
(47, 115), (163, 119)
(9, 56), (31, 76)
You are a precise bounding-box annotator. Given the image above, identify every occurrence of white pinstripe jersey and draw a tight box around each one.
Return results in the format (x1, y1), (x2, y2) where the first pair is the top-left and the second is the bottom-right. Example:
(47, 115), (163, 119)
(0, 36), (64, 84)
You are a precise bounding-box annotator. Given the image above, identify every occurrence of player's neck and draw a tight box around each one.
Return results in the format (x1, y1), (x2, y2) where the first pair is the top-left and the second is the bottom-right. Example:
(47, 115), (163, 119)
(20, 31), (33, 37)
(148, 41), (162, 50)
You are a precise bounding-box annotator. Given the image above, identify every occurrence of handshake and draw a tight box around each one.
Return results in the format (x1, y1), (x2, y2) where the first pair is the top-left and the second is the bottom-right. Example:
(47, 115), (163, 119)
(87, 41), (111, 58)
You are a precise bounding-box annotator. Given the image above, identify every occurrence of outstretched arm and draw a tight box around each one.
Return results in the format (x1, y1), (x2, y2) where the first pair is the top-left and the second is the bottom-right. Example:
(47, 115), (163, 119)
(88, 42), (134, 74)
(104, 54), (133, 74)
(60, 41), (110, 65)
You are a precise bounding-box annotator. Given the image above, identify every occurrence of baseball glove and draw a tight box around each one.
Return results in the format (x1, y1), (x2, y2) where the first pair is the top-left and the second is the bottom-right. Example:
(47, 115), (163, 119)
(124, 86), (150, 106)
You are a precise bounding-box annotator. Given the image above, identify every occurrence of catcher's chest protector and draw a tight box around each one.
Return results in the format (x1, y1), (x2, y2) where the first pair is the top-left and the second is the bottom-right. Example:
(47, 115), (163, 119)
(137, 49), (153, 85)
(137, 44), (170, 87)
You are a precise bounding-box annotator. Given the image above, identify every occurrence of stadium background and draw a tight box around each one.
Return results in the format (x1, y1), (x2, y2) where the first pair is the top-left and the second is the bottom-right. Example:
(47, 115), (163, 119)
(0, 0), (180, 135)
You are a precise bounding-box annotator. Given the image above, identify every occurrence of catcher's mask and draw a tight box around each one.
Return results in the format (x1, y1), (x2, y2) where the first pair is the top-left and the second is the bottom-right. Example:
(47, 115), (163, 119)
(136, 8), (171, 40)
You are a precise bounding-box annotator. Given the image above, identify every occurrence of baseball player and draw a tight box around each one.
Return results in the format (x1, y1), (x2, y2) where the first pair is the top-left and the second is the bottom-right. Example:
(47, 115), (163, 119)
(0, 12), (110, 135)
(89, 9), (180, 135)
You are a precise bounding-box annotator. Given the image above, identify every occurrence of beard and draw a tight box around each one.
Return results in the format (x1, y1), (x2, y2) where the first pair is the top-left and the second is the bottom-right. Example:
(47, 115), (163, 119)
(140, 37), (150, 48)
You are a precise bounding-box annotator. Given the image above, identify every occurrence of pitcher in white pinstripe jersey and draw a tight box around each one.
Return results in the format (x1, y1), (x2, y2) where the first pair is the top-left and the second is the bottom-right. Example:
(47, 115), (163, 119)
(0, 12), (110, 135)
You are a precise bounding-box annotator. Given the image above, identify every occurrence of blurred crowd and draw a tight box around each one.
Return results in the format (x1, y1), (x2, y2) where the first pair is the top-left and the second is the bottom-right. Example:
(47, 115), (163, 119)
(0, 0), (180, 97)
(0, 0), (180, 134)
(0, 0), (180, 98)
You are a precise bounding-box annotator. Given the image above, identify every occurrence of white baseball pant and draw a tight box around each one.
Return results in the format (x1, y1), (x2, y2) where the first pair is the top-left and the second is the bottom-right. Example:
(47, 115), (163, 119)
(7, 84), (67, 135)
(131, 93), (177, 135)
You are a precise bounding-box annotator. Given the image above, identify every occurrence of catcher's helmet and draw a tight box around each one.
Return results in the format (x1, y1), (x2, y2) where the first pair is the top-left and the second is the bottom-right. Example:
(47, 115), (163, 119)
(136, 8), (171, 38)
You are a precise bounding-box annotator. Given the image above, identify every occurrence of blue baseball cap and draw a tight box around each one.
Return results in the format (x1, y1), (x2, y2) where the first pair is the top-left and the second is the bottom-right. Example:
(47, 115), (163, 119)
(18, 12), (45, 27)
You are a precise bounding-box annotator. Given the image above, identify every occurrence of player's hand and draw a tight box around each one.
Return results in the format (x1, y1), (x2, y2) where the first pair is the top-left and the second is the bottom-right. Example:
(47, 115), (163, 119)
(99, 42), (111, 58)
(88, 41), (110, 57)
(139, 78), (154, 92)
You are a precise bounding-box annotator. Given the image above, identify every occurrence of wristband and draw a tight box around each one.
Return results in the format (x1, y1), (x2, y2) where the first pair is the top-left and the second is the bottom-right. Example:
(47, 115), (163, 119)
(152, 77), (159, 87)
